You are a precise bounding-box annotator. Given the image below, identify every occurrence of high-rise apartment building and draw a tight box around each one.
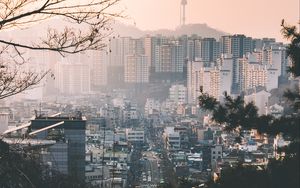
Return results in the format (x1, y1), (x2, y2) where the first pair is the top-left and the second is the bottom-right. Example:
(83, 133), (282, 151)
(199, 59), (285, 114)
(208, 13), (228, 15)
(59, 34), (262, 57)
(238, 57), (267, 92)
(217, 54), (233, 97)
(251, 51), (263, 63)
(252, 38), (276, 51)
(200, 38), (220, 62)
(109, 37), (128, 66)
(144, 36), (152, 67)
(187, 37), (201, 62)
(129, 38), (144, 55)
(178, 35), (189, 60)
(230, 34), (252, 58)
(264, 46), (286, 77)
(220, 36), (231, 55)
(221, 35), (254, 92)
(154, 43), (184, 73)
(91, 51), (108, 90)
(124, 55), (149, 83)
(244, 89), (271, 115)
(151, 35), (167, 71)
(55, 57), (91, 95)
(207, 67), (232, 101)
(261, 38), (276, 49)
(187, 61), (207, 104)
(188, 57), (233, 104)
(219, 68), (232, 98)
(107, 37), (131, 87)
(209, 68), (220, 99)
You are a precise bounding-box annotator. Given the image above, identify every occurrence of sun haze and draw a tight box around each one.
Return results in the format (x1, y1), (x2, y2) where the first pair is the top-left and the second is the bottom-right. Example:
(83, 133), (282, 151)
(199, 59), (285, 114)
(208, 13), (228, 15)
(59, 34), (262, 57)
(120, 0), (299, 41)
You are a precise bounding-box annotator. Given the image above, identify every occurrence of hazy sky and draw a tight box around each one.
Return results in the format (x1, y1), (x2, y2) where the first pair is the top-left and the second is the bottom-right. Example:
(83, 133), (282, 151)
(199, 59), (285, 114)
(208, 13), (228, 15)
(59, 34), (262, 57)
(120, 0), (299, 41)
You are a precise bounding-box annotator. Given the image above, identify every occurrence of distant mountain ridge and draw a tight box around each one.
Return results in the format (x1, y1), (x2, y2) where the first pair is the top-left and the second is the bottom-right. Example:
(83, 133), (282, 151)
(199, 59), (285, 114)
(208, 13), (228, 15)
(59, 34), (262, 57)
(0, 20), (229, 43)
(112, 22), (229, 39)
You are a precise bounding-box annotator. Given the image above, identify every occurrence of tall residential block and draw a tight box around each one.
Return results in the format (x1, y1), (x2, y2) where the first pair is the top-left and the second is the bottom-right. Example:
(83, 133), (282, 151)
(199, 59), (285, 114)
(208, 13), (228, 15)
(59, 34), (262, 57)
(238, 57), (268, 92)
(91, 51), (108, 90)
(124, 55), (149, 83)
(200, 38), (220, 62)
(55, 57), (91, 95)
(144, 36), (152, 67)
(155, 43), (184, 73)
(187, 61), (207, 104)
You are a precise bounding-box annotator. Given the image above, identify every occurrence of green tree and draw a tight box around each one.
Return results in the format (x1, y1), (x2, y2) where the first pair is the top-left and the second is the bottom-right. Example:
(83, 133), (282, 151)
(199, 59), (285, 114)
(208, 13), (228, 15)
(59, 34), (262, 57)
(199, 21), (300, 188)
(281, 20), (300, 77)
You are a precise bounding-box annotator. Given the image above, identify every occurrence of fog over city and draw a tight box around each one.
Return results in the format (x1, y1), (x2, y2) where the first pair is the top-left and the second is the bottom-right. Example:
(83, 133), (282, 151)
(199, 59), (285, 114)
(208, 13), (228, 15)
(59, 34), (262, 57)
(0, 0), (299, 188)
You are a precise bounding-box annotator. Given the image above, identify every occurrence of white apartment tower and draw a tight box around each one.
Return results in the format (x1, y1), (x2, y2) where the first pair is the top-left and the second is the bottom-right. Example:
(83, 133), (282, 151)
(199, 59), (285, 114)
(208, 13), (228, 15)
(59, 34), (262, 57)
(209, 69), (220, 99)
(238, 57), (267, 92)
(55, 55), (91, 95)
(219, 69), (232, 98)
(188, 57), (234, 103)
(208, 67), (232, 101)
(187, 61), (213, 104)
(264, 46), (287, 77)
(244, 90), (271, 115)
(91, 51), (108, 87)
(217, 54), (233, 95)
(187, 61), (204, 104)
(220, 36), (231, 55)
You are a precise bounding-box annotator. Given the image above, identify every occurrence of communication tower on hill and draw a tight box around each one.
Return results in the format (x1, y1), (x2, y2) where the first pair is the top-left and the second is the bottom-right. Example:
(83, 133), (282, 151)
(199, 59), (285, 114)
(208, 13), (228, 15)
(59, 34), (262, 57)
(180, 0), (188, 26)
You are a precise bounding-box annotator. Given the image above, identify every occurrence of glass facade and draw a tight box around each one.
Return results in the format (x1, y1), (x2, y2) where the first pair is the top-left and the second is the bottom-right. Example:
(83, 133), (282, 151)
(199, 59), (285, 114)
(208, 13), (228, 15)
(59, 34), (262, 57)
(31, 117), (86, 179)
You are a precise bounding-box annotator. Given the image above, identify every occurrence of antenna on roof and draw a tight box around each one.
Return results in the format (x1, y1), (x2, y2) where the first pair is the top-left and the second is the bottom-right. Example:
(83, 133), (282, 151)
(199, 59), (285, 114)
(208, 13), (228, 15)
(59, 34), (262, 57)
(39, 102), (42, 117)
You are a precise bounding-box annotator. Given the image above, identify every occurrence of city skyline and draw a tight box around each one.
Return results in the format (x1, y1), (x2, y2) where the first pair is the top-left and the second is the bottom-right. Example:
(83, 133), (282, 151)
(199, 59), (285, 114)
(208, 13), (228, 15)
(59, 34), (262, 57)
(120, 0), (299, 42)
(0, 1), (299, 188)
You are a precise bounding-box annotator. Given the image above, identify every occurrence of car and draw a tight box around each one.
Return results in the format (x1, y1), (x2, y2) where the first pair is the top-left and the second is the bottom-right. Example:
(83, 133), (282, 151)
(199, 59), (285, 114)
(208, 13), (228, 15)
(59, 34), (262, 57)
(143, 176), (147, 182)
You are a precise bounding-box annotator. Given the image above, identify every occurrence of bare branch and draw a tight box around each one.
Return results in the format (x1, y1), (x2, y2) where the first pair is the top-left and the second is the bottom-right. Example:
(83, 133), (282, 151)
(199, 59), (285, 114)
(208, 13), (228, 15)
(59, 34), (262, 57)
(0, 0), (123, 55)
(0, 0), (123, 100)
(0, 60), (49, 99)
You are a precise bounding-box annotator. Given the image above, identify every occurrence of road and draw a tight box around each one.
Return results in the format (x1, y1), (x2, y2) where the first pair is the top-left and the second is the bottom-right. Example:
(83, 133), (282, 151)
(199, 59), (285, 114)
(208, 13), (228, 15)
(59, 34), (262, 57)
(135, 151), (161, 188)
(134, 118), (173, 188)
(144, 151), (161, 184)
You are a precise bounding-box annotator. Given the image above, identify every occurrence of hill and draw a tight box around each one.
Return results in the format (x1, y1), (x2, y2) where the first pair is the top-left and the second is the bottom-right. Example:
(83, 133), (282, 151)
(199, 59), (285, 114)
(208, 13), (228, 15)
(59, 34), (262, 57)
(0, 20), (228, 44)
(112, 22), (228, 39)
